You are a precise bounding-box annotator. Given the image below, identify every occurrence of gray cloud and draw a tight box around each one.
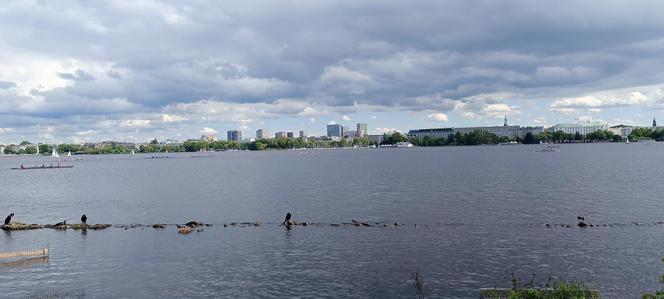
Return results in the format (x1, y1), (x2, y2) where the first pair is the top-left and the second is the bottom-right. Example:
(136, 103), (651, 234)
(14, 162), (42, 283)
(1, 0), (664, 141)
(0, 81), (16, 89)
(57, 69), (95, 81)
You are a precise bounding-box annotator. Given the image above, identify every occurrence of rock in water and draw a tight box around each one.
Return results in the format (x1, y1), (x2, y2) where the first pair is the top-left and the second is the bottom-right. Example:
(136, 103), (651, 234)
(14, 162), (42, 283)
(178, 227), (193, 234)
(1, 222), (43, 231)
(185, 221), (203, 228)
(152, 224), (166, 229)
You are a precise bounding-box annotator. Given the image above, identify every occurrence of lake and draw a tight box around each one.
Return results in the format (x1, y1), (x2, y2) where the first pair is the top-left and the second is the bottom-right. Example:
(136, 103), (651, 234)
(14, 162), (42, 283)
(1, 144), (664, 298)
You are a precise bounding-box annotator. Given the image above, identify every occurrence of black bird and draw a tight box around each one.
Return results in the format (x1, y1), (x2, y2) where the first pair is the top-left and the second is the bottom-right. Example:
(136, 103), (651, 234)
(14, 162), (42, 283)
(577, 216), (585, 222)
(282, 212), (292, 225)
(4, 213), (14, 225)
(55, 220), (67, 226)
(81, 214), (87, 224)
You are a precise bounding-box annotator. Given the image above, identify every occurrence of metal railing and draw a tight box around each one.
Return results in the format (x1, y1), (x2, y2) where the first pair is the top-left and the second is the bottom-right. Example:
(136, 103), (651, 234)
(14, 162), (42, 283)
(0, 247), (49, 260)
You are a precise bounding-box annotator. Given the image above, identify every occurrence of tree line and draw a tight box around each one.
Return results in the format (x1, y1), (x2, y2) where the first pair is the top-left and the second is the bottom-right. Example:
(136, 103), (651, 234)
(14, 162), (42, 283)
(4, 127), (661, 155)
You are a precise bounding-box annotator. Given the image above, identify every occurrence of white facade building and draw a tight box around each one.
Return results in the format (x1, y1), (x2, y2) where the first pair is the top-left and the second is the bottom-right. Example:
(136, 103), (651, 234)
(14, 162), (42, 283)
(548, 121), (608, 135)
(608, 125), (636, 139)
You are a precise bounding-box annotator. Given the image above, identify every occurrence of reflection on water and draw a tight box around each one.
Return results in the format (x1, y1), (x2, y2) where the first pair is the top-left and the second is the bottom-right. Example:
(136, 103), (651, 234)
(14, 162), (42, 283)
(0, 256), (49, 270)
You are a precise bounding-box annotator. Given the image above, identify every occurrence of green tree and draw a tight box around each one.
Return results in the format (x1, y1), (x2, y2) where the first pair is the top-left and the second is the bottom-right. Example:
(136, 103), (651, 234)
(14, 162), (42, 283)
(38, 144), (51, 155)
(523, 132), (537, 144)
(24, 146), (38, 154)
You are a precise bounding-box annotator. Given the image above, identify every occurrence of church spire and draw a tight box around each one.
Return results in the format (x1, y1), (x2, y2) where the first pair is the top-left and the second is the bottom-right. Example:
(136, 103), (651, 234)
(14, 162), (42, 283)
(503, 114), (508, 126)
(654, 117), (657, 128)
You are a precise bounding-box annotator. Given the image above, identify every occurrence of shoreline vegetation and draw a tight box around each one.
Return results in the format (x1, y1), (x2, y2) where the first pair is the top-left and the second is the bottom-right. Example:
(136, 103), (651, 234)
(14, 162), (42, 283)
(2, 127), (663, 156)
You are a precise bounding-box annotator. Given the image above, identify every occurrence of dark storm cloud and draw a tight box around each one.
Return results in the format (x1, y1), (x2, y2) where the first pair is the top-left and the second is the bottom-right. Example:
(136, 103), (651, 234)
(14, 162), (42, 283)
(1, 0), (664, 122)
(57, 69), (95, 81)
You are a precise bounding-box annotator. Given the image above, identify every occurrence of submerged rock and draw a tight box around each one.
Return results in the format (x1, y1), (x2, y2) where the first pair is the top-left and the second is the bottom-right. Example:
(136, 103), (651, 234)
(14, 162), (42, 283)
(152, 224), (166, 229)
(178, 227), (193, 234)
(351, 220), (372, 227)
(43, 223), (111, 230)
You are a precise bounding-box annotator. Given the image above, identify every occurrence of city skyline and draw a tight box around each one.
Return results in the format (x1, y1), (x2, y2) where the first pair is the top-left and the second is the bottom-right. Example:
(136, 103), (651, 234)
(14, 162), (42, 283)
(2, 2), (664, 144)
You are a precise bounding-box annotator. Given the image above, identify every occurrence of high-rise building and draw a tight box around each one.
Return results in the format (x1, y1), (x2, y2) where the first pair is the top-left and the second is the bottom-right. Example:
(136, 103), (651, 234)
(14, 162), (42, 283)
(286, 132), (294, 138)
(256, 129), (270, 139)
(356, 123), (368, 137)
(327, 124), (343, 138)
(275, 132), (287, 138)
(299, 130), (307, 138)
(227, 130), (242, 141)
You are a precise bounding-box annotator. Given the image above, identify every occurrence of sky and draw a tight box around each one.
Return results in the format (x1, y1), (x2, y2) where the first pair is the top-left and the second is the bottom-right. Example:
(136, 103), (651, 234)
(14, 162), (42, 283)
(2, 0), (664, 143)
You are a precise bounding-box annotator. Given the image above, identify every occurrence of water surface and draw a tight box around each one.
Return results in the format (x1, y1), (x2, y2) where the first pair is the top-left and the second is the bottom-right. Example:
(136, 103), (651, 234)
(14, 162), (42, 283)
(1, 144), (663, 298)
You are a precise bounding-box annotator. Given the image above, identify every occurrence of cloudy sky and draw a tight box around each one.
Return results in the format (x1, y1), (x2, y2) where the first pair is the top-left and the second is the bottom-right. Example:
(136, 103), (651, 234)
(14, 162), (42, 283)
(2, 0), (664, 143)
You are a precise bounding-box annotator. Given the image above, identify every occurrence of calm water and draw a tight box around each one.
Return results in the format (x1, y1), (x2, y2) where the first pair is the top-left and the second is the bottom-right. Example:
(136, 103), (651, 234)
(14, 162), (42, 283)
(1, 144), (664, 298)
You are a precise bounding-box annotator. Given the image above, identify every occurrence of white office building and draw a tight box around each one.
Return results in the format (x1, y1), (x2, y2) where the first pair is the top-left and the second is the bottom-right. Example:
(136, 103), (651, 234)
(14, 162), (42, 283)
(548, 121), (608, 135)
(608, 125), (636, 139)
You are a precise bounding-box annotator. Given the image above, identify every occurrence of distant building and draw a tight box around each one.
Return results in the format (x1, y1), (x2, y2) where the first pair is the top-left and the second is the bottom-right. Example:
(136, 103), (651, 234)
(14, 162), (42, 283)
(407, 128), (454, 141)
(345, 130), (358, 138)
(275, 131), (287, 138)
(356, 123), (368, 137)
(256, 129), (270, 139)
(654, 117), (657, 128)
(407, 125), (544, 141)
(609, 125), (636, 139)
(287, 132), (294, 138)
(227, 130), (242, 141)
(299, 130), (307, 138)
(327, 124), (344, 138)
(200, 134), (218, 142)
(548, 121), (608, 135)
(368, 135), (384, 144)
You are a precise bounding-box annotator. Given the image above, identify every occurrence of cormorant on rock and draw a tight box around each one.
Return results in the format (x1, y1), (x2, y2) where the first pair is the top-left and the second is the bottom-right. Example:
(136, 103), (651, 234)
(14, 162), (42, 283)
(282, 212), (292, 225)
(81, 214), (87, 224)
(55, 220), (67, 226)
(4, 213), (14, 225)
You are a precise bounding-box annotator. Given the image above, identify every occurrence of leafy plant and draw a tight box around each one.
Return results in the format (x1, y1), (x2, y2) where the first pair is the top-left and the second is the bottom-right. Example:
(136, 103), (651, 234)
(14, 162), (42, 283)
(642, 258), (664, 299)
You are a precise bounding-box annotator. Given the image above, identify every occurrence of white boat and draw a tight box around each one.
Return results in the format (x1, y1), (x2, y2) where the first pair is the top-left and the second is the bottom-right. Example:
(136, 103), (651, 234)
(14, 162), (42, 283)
(396, 142), (414, 148)
(51, 146), (60, 158)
